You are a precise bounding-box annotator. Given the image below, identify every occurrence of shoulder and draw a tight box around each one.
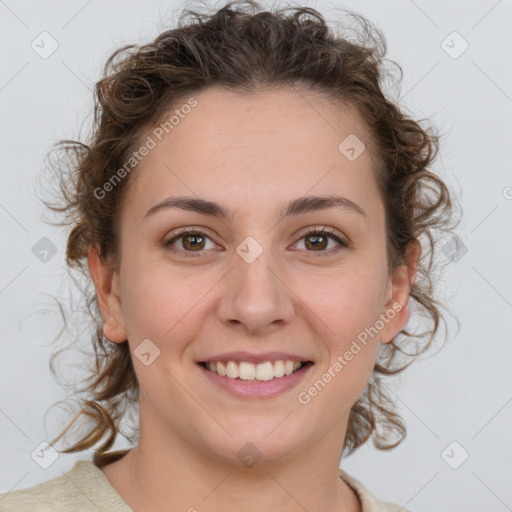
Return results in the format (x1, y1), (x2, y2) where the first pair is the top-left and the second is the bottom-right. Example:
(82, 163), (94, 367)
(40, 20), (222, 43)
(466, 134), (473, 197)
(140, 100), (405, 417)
(0, 460), (132, 512)
(339, 468), (414, 512)
(0, 464), (81, 511)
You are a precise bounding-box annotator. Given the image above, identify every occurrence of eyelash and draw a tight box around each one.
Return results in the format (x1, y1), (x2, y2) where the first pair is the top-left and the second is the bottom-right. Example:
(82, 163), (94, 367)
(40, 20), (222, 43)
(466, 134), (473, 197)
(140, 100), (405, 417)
(163, 226), (350, 258)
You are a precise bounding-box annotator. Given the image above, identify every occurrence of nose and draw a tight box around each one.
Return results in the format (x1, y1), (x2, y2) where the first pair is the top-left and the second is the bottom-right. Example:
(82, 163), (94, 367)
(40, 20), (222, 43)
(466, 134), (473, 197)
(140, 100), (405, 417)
(216, 249), (295, 335)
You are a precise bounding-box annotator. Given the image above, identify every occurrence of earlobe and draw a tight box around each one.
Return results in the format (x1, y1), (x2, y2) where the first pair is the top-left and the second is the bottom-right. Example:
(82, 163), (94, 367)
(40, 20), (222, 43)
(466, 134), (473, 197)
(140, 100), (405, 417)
(380, 240), (421, 344)
(87, 244), (128, 343)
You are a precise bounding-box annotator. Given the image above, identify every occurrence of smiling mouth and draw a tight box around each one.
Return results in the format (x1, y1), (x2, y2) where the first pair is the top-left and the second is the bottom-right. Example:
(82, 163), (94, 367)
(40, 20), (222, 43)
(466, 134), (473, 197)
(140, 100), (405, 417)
(198, 360), (314, 382)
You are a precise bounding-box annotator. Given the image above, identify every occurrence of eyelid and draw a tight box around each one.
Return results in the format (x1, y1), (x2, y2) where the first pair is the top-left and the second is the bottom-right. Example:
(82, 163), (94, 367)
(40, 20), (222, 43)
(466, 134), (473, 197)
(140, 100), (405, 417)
(295, 225), (348, 244)
(164, 226), (213, 240)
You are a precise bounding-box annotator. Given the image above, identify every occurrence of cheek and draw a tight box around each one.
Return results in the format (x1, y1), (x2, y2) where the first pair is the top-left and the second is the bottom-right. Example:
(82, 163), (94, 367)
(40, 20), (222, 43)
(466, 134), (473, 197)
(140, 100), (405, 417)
(297, 266), (384, 393)
(119, 255), (176, 338)
(301, 266), (386, 335)
(305, 277), (382, 406)
(120, 255), (219, 344)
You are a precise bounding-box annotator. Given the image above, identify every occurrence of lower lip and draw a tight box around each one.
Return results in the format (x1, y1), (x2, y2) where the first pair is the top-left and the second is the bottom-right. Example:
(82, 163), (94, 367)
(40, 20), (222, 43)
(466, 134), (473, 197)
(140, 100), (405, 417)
(198, 363), (313, 399)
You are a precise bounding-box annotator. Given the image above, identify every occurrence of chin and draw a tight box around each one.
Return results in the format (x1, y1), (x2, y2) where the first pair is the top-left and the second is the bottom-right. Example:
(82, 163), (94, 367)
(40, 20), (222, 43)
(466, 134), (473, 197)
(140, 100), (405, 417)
(202, 417), (307, 466)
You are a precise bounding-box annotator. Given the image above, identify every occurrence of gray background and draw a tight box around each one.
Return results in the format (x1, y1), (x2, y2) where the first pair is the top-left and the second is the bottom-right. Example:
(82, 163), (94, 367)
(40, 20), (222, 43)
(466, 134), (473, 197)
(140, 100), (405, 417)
(1, 1), (511, 511)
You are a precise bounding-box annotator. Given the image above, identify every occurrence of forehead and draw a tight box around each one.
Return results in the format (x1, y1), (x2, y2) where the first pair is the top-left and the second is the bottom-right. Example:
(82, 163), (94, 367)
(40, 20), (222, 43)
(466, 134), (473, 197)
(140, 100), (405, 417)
(153, 85), (371, 154)
(121, 86), (382, 223)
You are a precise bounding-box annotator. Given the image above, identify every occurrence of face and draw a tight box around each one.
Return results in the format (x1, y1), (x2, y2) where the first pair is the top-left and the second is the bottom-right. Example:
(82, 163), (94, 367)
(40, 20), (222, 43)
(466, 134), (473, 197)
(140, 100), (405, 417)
(90, 86), (416, 465)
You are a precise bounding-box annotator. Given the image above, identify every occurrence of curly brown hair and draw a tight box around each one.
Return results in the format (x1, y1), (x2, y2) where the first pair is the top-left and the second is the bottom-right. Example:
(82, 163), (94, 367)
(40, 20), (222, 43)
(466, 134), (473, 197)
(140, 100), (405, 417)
(43, 0), (458, 460)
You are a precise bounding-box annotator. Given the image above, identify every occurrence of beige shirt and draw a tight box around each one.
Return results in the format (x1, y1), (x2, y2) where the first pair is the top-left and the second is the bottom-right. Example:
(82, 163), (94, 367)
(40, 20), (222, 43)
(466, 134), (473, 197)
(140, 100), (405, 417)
(0, 450), (412, 511)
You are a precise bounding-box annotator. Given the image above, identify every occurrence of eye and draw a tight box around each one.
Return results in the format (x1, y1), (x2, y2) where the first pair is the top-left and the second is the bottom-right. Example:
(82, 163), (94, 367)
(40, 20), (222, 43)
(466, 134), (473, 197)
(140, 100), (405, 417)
(164, 226), (350, 258)
(293, 226), (350, 256)
(164, 228), (217, 257)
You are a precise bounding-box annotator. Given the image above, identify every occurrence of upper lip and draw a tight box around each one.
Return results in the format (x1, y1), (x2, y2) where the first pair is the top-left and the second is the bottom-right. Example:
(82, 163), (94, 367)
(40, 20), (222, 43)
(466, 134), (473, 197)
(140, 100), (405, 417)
(199, 351), (312, 365)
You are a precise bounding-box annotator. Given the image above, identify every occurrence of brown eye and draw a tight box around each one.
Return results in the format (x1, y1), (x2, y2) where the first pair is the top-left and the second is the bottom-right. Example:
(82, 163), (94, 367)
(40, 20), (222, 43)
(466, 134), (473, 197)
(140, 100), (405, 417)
(295, 227), (349, 255)
(181, 233), (205, 251)
(164, 229), (216, 256)
(304, 233), (329, 251)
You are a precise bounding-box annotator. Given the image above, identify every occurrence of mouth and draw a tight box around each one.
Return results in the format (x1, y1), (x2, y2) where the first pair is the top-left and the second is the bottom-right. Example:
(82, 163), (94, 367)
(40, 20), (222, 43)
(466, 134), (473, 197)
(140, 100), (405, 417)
(197, 359), (314, 399)
(198, 360), (314, 382)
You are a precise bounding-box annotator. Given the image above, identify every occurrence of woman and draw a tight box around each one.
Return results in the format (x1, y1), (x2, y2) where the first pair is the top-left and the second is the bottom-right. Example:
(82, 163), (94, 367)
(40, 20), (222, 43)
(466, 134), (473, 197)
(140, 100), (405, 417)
(0, 1), (455, 510)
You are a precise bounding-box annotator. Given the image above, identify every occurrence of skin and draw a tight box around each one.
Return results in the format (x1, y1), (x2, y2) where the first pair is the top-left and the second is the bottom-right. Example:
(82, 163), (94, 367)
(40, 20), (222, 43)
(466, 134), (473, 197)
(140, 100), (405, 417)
(88, 86), (419, 512)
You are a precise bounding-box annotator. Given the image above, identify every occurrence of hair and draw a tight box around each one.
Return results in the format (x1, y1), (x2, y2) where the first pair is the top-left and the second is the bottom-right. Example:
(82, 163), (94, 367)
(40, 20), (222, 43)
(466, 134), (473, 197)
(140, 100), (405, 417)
(43, 0), (459, 460)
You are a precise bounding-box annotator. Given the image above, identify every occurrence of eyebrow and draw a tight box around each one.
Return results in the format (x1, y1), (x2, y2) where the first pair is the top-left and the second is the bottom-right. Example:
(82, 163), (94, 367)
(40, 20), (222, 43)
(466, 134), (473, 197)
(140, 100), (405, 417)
(143, 194), (367, 221)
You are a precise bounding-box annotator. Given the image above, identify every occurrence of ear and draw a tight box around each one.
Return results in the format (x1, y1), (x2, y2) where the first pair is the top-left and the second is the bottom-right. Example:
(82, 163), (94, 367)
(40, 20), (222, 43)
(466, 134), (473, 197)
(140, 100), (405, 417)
(379, 240), (421, 344)
(87, 244), (128, 343)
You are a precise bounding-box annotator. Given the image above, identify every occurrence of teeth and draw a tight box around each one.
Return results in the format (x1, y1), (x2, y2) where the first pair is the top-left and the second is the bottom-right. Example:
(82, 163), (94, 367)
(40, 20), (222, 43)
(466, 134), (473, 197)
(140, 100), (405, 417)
(274, 360), (285, 378)
(205, 360), (305, 381)
(226, 361), (238, 379)
(239, 361), (256, 380)
(217, 361), (226, 376)
(255, 361), (274, 381)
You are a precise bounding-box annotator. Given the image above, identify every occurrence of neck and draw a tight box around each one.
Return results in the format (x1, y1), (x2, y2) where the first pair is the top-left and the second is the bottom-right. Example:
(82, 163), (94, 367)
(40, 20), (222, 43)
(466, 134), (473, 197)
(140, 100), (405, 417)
(100, 412), (361, 512)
